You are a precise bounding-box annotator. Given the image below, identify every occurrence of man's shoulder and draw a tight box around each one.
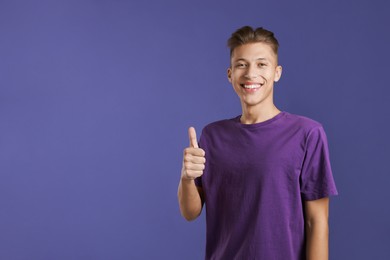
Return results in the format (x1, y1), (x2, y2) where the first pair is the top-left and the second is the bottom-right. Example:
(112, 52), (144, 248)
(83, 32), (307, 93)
(204, 116), (239, 129)
(200, 116), (239, 135)
(283, 112), (323, 131)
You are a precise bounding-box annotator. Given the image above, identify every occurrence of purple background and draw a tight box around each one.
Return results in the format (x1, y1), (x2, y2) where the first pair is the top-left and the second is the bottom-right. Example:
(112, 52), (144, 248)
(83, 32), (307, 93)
(1, 0), (389, 259)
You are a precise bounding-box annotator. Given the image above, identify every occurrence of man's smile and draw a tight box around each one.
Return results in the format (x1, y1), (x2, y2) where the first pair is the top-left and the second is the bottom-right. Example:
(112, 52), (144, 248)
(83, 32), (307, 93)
(240, 82), (264, 91)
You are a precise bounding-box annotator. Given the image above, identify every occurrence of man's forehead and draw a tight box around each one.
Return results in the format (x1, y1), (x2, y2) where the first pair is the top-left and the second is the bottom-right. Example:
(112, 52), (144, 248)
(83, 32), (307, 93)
(231, 43), (278, 62)
(231, 53), (277, 63)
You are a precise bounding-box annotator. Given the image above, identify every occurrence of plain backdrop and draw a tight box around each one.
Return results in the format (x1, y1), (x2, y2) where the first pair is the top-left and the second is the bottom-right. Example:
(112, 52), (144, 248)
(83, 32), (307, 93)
(1, 0), (389, 259)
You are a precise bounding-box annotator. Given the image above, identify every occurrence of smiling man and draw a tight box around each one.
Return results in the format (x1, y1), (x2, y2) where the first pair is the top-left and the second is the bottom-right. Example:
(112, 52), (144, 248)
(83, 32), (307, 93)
(178, 26), (338, 260)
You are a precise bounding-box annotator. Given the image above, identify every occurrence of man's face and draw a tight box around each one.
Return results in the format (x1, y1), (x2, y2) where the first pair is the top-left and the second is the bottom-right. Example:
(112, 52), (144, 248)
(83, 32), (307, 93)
(227, 42), (282, 110)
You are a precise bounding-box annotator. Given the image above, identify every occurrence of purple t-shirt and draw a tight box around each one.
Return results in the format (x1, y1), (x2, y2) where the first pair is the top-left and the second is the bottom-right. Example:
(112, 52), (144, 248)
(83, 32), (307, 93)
(195, 112), (338, 260)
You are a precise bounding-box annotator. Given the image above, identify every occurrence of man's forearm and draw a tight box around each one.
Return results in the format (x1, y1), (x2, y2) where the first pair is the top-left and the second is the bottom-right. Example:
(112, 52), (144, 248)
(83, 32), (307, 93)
(305, 220), (329, 260)
(178, 178), (203, 221)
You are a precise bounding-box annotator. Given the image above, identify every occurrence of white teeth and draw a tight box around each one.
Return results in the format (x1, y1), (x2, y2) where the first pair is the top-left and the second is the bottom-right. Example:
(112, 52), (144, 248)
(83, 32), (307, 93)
(243, 84), (261, 89)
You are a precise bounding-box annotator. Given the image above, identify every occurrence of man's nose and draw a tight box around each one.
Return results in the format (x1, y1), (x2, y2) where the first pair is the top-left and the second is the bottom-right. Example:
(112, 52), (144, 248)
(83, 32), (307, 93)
(244, 65), (259, 79)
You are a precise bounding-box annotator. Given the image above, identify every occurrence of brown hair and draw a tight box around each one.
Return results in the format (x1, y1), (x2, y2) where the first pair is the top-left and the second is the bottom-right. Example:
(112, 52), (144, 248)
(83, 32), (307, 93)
(227, 26), (279, 58)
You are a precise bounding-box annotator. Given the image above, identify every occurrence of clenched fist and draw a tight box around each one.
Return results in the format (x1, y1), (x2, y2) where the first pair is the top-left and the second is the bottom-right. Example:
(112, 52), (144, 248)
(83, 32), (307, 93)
(181, 127), (206, 180)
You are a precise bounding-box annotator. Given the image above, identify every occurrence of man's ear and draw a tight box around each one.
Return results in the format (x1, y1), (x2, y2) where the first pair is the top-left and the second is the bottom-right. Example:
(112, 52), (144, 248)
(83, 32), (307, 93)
(227, 67), (232, 83)
(274, 65), (282, 82)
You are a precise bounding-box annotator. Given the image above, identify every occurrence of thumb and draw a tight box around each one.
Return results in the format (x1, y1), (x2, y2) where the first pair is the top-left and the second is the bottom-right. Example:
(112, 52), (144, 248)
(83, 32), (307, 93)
(188, 127), (199, 148)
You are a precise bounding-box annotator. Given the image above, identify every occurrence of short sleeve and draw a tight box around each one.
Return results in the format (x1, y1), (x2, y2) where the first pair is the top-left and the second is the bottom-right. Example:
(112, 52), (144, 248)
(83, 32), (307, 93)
(300, 126), (338, 200)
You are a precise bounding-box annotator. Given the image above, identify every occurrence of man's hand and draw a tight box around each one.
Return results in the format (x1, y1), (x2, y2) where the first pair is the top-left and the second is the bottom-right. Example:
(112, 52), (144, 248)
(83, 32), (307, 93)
(181, 127), (206, 181)
(178, 127), (205, 221)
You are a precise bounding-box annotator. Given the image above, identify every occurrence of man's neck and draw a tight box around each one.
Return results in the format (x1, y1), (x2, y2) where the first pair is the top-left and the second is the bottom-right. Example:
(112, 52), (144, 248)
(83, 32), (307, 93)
(240, 105), (281, 124)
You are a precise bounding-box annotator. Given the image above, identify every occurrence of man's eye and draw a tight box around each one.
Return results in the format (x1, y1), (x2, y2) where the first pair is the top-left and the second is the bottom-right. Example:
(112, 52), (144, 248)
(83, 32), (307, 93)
(258, 63), (267, 67)
(236, 63), (246, 68)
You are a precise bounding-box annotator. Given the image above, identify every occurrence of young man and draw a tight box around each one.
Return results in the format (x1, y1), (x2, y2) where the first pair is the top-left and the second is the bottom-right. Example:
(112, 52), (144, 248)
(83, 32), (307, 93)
(178, 26), (338, 260)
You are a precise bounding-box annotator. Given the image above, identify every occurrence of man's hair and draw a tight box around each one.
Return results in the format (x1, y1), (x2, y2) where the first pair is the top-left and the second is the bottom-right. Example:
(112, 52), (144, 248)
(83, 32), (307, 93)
(227, 26), (279, 58)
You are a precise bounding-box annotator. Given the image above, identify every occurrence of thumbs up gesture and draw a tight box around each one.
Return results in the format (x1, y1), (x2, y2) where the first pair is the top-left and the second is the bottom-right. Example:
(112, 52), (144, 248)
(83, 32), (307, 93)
(181, 127), (206, 180)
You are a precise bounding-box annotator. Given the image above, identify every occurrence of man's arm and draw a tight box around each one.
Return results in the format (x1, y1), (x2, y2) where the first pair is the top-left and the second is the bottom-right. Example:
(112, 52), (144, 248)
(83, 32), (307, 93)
(177, 127), (206, 221)
(178, 180), (204, 221)
(304, 197), (330, 260)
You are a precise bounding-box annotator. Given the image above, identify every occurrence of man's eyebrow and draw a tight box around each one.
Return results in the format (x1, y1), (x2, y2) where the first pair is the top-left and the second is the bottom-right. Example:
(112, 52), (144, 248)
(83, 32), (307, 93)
(233, 57), (268, 62)
(233, 58), (247, 62)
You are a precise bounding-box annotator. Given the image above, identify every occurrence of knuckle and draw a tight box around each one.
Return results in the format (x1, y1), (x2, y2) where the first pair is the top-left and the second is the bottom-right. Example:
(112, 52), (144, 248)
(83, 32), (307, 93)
(183, 154), (190, 162)
(184, 162), (191, 169)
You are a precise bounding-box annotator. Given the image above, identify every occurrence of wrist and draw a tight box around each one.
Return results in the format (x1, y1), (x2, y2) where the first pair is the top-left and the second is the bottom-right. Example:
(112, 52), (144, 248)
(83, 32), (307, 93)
(181, 175), (196, 183)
